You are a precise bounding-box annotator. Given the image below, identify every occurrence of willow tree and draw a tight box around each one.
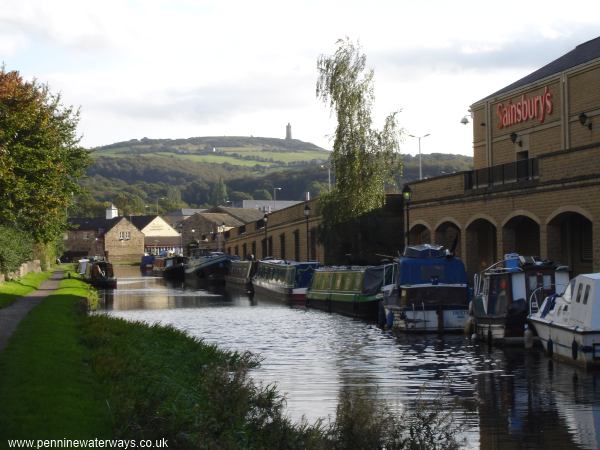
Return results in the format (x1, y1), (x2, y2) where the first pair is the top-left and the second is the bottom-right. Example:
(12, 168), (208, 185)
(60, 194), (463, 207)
(316, 39), (401, 233)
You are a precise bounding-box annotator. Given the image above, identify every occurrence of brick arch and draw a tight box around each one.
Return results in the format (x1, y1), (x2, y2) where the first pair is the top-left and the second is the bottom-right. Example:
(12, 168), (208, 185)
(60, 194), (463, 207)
(408, 220), (432, 245)
(433, 217), (462, 231)
(502, 212), (540, 257)
(545, 205), (594, 225)
(465, 213), (498, 230)
(434, 218), (462, 257)
(501, 210), (541, 228)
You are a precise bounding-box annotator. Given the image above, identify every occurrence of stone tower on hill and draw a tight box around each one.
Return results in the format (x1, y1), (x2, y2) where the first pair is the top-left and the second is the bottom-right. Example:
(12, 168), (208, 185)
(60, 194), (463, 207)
(285, 123), (292, 140)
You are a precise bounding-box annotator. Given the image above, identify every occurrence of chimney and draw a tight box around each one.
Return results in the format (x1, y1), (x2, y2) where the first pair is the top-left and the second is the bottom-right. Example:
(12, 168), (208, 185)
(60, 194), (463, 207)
(304, 192), (310, 201)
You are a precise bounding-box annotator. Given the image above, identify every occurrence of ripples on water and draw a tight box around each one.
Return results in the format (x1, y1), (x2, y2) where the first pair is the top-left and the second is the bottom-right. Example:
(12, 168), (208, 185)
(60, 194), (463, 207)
(99, 267), (600, 450)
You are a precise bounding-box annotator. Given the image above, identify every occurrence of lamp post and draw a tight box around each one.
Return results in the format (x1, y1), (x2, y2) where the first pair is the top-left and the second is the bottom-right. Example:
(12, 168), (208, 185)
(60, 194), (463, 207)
(263, 213), (268, 258)
(155, 197), (165, 215)
(273, 187), (282, 211)
(304, 204), (311, 260)
(402, 185), (412, 248)
(408, 133), (430, 180)
(320, 164), (332, 191)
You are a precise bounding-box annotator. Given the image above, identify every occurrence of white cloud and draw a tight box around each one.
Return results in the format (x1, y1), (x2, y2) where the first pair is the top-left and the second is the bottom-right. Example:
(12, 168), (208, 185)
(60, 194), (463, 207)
(2, 0), (600, 154)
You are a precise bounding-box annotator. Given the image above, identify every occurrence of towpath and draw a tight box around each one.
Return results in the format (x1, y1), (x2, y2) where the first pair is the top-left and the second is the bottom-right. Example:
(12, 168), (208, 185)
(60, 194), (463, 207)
(0, 271), (64, 352)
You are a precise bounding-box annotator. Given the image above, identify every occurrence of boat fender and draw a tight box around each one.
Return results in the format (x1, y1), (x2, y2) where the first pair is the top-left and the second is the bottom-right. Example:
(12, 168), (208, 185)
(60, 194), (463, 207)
(463, 317), (474, 336)
(377, 302), (386, 328)
(471, 333), (478, 342)
(524, 327), (534, 349)
(468, 300), (473, 315)
(571, 340), (578, 360)
(487, 327), (493, 345)
(386, 311), (394, 329)
(547, 338), (554, 357)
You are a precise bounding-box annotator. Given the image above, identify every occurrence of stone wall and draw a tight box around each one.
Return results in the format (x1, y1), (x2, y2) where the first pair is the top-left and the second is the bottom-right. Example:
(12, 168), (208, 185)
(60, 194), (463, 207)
(0, 260), (42, 283)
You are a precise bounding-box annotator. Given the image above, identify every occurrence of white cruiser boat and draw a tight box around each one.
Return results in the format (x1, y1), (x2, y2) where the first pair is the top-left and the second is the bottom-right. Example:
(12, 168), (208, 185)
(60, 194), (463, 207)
(529, 273), (600, 368)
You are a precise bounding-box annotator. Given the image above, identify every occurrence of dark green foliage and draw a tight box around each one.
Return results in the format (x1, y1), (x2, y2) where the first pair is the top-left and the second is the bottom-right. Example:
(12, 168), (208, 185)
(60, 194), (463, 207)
(0, 68), (89, 242)
(0, 225), (33, 273)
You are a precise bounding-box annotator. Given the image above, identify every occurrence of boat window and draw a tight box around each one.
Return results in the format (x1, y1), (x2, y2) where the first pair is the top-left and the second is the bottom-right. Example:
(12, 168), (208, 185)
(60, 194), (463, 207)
(543, 275), (552, 290)
(563, 304), (568, 312)
(576, 283), (583, 303)
(528, 276), (538, 291)
(583, 284), (591, 305)
(421, 264), (444, 283)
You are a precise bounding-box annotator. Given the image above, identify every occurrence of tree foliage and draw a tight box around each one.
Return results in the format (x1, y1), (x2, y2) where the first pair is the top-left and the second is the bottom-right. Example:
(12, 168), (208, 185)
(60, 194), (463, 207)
(316, 39), (402, 230)
(0, 225), (33, 273)
(0, 68), (89, 242)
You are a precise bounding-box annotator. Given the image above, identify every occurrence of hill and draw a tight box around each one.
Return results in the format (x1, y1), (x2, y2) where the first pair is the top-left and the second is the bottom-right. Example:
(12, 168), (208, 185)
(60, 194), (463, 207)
(74, 136), (473, 218)
(91, 136), (330, 169)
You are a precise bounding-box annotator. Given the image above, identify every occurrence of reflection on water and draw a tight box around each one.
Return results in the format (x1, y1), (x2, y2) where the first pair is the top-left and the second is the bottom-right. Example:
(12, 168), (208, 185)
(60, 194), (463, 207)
(100, 266), (600, 450)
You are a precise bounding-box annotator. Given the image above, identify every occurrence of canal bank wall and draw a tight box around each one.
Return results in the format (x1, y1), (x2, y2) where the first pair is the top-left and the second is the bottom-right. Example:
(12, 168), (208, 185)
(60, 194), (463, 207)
(0, 259), (41, 283)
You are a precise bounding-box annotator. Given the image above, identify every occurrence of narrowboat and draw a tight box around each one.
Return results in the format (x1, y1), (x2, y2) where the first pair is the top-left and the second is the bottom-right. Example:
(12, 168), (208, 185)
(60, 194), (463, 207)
(529, 273), (600, 368)
(382, 244), (469, 332)
(307, 263), (396, 320)
(140, 254), (155, 274)
(252, 259), (319, 301)
(85, 258), (117, 289)
(225, 259), (257, 291)
(163, 255), (186, 280)
(184, 251), (239, 284)
(471, 254), (569, 344)
(152, 256), (168, 276)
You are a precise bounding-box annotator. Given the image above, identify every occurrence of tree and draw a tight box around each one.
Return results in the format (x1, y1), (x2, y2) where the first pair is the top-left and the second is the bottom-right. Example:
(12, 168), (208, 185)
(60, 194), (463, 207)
(0, 68), (90, 242)
(210, 177), (228, 206)
(253, 189), (272, 200)
(316, 39), (402, 230)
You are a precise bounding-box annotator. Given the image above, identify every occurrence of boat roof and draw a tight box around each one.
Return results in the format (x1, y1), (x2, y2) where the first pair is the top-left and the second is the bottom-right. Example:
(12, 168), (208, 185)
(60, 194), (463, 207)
(579, 273), (600, 281)
(403, 244), (447, 259)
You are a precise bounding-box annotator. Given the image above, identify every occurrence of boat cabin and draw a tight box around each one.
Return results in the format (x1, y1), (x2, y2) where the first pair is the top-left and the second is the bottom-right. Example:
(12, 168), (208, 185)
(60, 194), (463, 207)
(547, 274), (600, 331)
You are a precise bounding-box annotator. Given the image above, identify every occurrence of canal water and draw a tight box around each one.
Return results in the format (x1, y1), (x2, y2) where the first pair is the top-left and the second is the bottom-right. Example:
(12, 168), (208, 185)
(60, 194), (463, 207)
(100, 266), (600, 450)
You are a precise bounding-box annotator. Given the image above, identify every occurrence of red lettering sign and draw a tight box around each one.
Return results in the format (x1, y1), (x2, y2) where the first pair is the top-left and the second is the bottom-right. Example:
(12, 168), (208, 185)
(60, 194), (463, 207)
(496, 86), (553, 129)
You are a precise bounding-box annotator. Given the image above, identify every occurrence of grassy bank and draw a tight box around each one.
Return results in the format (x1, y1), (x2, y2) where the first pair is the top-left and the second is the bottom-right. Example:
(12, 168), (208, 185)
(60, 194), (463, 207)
(0, 275), (112, 441)
(0, 273), (465, 449)
(0, 270), (52, 309)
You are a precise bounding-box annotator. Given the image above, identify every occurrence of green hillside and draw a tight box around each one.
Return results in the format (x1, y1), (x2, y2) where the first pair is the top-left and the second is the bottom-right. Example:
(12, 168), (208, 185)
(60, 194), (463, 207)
(74, 136), (473, 218)
(91, 136), (330, 169)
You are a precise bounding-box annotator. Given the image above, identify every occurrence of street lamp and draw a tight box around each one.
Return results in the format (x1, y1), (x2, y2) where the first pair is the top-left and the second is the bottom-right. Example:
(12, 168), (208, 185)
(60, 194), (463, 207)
(320, 164), (332, 191)
(402, 185), (412, 248)
(304, 204), (311, 260)
(155, 197), (165, 215)
(273, 187), (282, 211)
(408, 133), (431, 180)
(263, 213), (269, 257)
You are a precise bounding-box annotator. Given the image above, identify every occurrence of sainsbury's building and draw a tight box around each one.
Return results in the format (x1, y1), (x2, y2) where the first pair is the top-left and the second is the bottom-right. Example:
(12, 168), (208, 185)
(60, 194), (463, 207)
(406, 36), (600, 277)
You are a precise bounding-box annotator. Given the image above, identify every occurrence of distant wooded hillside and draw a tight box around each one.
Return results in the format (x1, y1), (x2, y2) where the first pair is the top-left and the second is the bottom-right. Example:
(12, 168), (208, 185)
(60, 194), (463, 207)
(74, 136), (472, 218)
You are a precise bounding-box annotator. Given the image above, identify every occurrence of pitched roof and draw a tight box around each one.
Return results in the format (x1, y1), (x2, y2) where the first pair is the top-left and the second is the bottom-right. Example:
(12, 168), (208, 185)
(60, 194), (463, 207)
(208, 206), (265, 223)
(198, 212), (244, 227)
(479, 36), (600, 102)
(165, 208), (207, 217)
(68, 217), (123, 234)
(128, 215), (159, 230)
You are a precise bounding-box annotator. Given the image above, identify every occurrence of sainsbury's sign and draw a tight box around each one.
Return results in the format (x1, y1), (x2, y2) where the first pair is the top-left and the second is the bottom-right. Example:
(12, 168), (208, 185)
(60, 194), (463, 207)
(496, 86), (553, 129)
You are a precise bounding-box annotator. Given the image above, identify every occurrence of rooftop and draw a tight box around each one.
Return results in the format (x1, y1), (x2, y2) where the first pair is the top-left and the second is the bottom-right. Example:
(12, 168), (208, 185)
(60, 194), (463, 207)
(479, 36), (600, 102)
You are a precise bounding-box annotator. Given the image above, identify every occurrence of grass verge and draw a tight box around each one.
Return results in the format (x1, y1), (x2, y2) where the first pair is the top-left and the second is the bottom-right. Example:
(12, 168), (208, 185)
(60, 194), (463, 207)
(0, 275), (112, 442)
(0, 270), (52, 309)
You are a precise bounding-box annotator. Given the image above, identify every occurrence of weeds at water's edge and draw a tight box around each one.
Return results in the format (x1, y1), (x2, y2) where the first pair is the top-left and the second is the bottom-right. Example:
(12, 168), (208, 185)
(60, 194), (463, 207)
(82, 310), (468, 449)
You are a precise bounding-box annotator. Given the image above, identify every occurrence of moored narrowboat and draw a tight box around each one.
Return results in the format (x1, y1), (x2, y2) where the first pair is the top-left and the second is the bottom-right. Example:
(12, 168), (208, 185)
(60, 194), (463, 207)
(85, 258), (117, 289)
(307, 263), (396, 320)
(184, 251), (239, 284)
(252, 259), (319, 301)
(225, 259), (257, 291)
(382, 244), (469, 332)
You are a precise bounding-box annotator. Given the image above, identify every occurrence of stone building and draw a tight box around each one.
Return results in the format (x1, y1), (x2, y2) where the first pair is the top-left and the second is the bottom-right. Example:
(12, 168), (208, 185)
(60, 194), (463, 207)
(129, 215), (182, 254)
(405, 36), (600, 277)
(65, 216), (144, 262)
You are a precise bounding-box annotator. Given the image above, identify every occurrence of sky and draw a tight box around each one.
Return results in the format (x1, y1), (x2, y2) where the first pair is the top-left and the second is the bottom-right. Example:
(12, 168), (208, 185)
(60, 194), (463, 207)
(2, 0), (600, 157)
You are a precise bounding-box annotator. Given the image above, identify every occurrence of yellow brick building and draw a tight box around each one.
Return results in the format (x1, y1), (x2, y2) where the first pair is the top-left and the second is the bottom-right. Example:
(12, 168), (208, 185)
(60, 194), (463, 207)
(406, 36), (600, 277)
